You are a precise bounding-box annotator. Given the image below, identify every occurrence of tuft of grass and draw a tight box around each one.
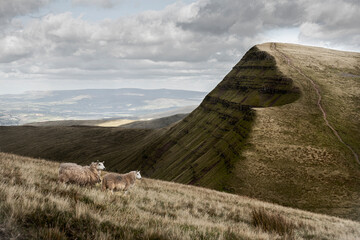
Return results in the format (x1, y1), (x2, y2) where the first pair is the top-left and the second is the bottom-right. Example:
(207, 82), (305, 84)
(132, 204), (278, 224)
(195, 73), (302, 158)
(251, 207), (295, 237)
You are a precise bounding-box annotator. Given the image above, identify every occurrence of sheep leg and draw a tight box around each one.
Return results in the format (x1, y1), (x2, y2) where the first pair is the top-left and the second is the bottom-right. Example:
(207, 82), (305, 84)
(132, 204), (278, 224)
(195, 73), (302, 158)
(101, 182), (106, 192)
(123, 183), (131, 195)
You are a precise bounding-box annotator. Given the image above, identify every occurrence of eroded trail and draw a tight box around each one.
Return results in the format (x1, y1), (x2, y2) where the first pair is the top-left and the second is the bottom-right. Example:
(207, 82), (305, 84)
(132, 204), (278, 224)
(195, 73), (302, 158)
(271, 43), (360, 165)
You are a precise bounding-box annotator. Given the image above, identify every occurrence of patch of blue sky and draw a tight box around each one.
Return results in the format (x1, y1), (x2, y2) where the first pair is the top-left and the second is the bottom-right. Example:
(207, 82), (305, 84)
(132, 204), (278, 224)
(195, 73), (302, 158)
(264, 27), (300, 44)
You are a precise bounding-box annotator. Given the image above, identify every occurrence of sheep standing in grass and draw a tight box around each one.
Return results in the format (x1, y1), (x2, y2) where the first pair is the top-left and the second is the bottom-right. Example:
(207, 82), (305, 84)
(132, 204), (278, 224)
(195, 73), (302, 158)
(58, 161), (105, 186)
(102, 171), (141, 194)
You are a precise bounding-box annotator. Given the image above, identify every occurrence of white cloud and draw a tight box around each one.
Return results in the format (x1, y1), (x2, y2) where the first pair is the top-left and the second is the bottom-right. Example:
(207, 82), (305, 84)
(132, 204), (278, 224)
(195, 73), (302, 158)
(298, 0), (360, 50)
(0, 36), (33, 63)
(72, 0), (123, 8)
(0, 0), (359, 94)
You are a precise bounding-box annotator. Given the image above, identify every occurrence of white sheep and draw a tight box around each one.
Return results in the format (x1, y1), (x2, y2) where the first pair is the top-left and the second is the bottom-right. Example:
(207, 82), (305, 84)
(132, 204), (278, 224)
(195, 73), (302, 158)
(102, 171), (141, 194)
(58, 161), (105, 186)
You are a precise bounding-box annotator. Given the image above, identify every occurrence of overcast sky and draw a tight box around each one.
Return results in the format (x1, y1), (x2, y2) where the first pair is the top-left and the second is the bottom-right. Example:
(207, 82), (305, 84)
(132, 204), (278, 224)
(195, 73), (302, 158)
(0, 0), (359, 94)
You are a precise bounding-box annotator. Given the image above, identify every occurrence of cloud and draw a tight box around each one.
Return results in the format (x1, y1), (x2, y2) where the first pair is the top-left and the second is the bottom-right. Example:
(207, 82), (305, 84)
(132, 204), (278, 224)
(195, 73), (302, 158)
(0, 0), (50, 25)
(72, 0), (123, 8)
(298, 0), (360, 50)
(0, 36), (33, 63)
(180, 0), (360, 50)
(178, 0), (303, 35)
(0, 8), (230, 92)
(0, 0), (359, 94)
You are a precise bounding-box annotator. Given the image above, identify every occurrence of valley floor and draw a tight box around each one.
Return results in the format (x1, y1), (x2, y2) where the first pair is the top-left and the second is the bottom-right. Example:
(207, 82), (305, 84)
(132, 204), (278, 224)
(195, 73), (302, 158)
(0, 152), (359, 240)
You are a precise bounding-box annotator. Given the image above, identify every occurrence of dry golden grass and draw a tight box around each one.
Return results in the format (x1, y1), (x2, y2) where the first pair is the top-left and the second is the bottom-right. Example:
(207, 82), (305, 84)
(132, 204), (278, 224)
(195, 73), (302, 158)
(0, 152), (359, 240)
(251, 208), (296, 237)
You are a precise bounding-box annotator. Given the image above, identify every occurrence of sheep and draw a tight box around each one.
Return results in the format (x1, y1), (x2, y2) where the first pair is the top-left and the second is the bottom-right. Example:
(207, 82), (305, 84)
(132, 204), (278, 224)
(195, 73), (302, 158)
(58, 161), (105, 186)
(102, 171), (141, 194)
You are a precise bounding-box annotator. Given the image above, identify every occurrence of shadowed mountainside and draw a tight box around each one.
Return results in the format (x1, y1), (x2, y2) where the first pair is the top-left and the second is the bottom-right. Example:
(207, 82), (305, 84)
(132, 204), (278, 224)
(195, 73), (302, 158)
(0, 43), (359, 220)
(131, 46), (301, 191)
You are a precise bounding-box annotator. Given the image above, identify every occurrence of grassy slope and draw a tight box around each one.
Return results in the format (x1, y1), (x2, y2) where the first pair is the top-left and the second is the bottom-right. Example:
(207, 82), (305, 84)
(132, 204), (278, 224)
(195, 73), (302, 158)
(0, 43), (359, 221)
(1, 152), (360, 240)
(120, 114), (187, 129)
(0, 125), (161, 172)
(133, 46), (300, 191)
(229, 43), (360, 220)
(26, 119), (111, 127)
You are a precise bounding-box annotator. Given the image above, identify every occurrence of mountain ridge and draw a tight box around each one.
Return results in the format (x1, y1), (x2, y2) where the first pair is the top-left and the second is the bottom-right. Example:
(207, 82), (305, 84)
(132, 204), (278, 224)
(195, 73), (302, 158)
(0, 43), (359, 220)
(229, 43), (360, 220)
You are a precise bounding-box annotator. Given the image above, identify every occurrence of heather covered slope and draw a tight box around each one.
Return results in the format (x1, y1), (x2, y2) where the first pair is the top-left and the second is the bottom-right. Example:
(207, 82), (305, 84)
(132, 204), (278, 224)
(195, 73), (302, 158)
(1, 152), (360, 240)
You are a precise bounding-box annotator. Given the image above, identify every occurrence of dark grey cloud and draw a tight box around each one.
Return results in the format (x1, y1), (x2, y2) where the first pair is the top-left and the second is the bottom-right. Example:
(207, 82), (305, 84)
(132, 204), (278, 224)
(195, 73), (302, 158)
(178, 0), (304, 35)
(180, 0), (360, 50)
(0, 0), (50, 25)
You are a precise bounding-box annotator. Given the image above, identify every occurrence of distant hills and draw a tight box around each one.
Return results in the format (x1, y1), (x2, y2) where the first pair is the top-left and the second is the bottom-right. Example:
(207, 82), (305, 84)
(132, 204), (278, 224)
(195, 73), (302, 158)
(0, 88), (206, 125)
(1, 43), (359, 221)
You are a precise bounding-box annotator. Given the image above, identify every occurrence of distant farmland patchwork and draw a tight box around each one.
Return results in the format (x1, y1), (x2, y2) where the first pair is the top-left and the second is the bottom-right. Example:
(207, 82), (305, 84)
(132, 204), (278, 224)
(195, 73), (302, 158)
(0, 88), (206, 125)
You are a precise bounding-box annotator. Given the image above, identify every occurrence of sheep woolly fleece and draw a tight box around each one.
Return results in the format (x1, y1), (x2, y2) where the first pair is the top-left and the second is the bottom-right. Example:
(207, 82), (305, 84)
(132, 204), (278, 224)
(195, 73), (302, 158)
(102, 171), (141, 192)
(58, 162), (102, 186)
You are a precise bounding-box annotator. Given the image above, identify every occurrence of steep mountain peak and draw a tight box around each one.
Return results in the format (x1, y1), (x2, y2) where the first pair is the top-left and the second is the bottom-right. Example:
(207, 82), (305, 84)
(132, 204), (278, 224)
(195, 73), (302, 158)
(136, 43), (303, 190)
(1, 43), (359, 220)
(207, 44), (300, 107)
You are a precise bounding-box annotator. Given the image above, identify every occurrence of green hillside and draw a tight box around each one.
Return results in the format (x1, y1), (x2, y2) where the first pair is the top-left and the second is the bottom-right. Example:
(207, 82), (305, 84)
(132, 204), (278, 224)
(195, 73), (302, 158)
(230, 43), (360, 220)
(0, 43), (359, 221)
(0, 125), (160, 168)
(133, 45), (301, 190)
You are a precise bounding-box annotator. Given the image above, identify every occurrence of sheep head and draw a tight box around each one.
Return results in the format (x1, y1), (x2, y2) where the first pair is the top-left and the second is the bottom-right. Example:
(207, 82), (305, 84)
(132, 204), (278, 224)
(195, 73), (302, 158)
(93, 160), (105, 170)
(136, 171), (142, 180)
